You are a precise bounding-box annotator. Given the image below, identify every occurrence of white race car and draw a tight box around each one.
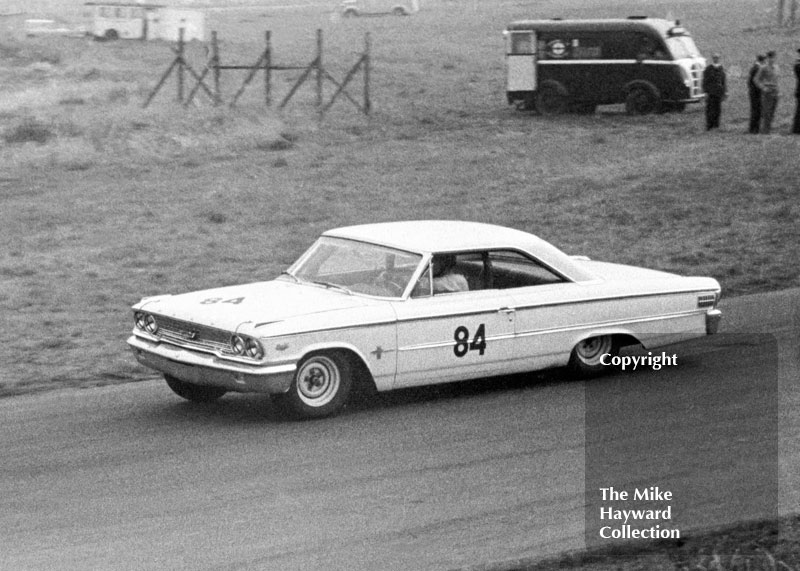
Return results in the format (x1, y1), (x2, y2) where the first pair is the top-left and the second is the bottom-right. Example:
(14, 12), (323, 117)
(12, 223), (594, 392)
(128, 221), (721, 418)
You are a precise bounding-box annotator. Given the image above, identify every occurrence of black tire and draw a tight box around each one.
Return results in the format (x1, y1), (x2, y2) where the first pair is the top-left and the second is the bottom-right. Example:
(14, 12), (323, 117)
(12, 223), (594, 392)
(567, 335), (618, 377)
(343, 9), (358, 17)
(535, 82), (568, 115)
(392, 7), (407, 15)
(274, 352), (353, 419)
(625, 83), (660, 115)
(571, 102), (597, 115)
(516, 94), (536, 111)
(104, 29), (119, 41)
(164, 374), (226, 402)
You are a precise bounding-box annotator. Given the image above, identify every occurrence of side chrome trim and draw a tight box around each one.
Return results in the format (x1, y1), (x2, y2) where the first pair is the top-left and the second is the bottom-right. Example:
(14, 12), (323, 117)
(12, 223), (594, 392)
(509, 288), (719, 313)
(514, 309), (705, 340)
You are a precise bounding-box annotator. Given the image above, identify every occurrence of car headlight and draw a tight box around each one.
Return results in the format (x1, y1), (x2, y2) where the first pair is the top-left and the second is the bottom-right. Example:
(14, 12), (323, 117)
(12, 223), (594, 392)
(245, 337), (264, 359)
(135, 312), (159, 334)
(230, 335), (264, 359)
(134, 311), (147, 330)
(231, 334), (246, 355)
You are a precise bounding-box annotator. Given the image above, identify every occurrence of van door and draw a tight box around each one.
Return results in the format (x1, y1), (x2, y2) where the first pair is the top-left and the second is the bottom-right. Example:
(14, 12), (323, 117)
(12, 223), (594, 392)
(506, 31), (537, 92)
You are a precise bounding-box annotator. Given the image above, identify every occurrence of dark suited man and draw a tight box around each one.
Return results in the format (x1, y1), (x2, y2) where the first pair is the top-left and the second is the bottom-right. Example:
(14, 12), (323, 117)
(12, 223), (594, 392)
(702, 53), (727, 130)
(749, 54), (765, 133)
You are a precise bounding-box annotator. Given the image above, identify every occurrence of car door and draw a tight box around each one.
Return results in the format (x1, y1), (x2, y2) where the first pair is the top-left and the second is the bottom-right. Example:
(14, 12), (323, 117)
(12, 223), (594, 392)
(391, 253), (517, 389)
(488, 250), (578, 371)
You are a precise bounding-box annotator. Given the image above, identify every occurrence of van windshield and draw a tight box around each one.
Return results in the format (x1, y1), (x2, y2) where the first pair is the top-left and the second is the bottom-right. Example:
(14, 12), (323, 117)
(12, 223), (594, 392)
(666, 36), (701, 59)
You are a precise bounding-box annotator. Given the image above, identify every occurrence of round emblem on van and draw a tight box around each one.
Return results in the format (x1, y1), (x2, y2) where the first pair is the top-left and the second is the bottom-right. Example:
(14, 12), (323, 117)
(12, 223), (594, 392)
(547, 39), (568, 58)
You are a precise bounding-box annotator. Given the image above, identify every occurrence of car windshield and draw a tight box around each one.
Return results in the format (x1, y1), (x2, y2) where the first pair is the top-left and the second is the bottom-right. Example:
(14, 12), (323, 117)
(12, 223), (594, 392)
(287, 236), (423, 298)
(665, 35), (700, 59)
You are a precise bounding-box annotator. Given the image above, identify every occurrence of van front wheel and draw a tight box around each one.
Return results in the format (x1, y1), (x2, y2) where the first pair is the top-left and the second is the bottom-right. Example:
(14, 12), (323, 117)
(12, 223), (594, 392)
(625, 84), (660, 115)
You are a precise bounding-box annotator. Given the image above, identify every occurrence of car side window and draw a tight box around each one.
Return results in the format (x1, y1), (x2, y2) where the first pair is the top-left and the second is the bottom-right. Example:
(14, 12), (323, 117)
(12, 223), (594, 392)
(488, 250), (564, 289)
(411, 253), (488, 297)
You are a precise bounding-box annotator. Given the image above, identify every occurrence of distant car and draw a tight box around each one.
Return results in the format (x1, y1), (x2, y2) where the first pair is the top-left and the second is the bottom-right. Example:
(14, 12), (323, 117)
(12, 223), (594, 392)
(128, 221), (721, 419)
(341, 0), (419, 17)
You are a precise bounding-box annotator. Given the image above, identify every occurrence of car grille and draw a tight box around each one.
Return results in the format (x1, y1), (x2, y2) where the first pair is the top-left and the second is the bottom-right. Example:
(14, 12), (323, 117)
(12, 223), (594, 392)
(154, 315), (235, 356)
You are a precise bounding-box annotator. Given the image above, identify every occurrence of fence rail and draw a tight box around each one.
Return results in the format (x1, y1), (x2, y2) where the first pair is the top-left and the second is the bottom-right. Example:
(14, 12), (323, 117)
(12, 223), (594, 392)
(145, 28), (371, 119)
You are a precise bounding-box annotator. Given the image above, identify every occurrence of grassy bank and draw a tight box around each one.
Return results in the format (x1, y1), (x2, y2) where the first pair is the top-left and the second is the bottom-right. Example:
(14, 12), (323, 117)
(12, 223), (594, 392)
(1, 0), (799, 395)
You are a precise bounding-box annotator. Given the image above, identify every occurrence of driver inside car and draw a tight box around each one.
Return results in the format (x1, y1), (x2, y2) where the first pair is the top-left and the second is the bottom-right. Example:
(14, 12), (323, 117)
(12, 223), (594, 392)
(432, 254), (469, 294)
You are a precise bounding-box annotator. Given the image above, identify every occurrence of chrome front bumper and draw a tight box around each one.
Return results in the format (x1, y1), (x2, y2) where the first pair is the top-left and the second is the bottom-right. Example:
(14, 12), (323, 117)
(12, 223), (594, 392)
(705, 309), (722, 335)
(127, 335), (296, 394)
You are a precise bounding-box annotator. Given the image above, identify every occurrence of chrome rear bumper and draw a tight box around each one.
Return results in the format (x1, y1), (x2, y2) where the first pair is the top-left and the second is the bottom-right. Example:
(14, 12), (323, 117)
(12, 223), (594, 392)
(705, 309), (722, 335)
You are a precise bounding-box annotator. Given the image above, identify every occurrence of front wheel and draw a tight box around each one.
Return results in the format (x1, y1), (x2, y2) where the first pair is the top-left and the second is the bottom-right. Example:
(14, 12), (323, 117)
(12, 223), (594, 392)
(165, 375), (226, 402)
(274, 352), (353, 419)
(568, 335), (617, 377)
(625, 85), (660, 115)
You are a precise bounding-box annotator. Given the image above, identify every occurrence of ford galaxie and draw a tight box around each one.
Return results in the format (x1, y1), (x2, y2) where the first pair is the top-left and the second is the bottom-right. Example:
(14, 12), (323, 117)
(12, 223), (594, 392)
(128, 221), (722, 418)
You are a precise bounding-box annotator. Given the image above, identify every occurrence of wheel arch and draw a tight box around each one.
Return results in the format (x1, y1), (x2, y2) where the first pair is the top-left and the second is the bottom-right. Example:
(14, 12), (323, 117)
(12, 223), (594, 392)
(623, 79), (660, 97)
(572, 329), (642, 350)
(538, 78), (569, 97)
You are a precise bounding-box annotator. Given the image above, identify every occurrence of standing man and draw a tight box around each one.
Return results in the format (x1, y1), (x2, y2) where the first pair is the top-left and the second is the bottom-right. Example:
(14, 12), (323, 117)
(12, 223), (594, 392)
(748, 54), (765, 133)
(702, 53), (726, 130)
(754, 50), (779, 134)
(793, 48), (800, 134)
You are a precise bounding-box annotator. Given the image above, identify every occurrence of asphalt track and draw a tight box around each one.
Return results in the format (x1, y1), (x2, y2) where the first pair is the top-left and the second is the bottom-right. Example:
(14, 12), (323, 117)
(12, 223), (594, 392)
(1, 289), (798, 571)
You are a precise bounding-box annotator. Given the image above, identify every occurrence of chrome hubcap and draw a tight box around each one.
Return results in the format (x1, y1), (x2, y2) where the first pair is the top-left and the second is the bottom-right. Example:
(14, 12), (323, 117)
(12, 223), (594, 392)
(576, 336), (612, 365)
(296, 356), (340, 407)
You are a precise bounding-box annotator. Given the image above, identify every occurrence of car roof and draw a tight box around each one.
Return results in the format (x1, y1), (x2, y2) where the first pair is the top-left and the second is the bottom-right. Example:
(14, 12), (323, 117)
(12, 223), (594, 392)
(324, 221), (597, 282)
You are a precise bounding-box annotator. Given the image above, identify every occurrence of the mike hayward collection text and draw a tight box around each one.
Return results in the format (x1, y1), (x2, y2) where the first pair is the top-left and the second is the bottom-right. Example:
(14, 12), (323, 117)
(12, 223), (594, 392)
(598, 486), (681, 540)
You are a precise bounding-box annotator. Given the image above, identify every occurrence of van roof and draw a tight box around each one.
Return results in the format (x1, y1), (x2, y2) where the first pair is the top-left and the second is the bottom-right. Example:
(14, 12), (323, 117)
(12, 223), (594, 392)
(505, 18), (686, 37)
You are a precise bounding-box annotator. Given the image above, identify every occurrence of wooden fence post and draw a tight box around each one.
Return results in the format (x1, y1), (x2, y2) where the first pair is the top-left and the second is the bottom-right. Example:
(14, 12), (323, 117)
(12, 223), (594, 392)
(212, 31), (221, 105)
(177, 28), (185, 103)
(364, 32), (371, 115)
(265, 31), (272, 106)
(316, 29), (324, 116)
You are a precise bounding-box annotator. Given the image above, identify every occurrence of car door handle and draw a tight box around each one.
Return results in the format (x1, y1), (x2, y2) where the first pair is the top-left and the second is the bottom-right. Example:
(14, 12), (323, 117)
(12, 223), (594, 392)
(498, 307), (516, 314)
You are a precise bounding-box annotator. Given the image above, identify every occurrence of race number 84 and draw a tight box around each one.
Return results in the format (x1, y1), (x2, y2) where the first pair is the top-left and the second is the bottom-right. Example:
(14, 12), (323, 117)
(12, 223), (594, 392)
(454, 324), (486, 357)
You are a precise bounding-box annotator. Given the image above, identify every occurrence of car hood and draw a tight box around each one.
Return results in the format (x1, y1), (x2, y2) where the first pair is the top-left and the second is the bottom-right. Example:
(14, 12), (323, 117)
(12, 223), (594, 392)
(137, 279), (375, 332)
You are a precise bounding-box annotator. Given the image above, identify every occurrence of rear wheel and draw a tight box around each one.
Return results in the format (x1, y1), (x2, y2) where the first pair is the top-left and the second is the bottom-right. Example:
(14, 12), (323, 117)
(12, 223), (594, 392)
(568, 335), (617, 377)
(103, 29), (119, 41)
(535, 82), (568, 115)
(164, 375), (226, 402)
(392, 7), (407, 15)
(274, 352), (353, 419)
